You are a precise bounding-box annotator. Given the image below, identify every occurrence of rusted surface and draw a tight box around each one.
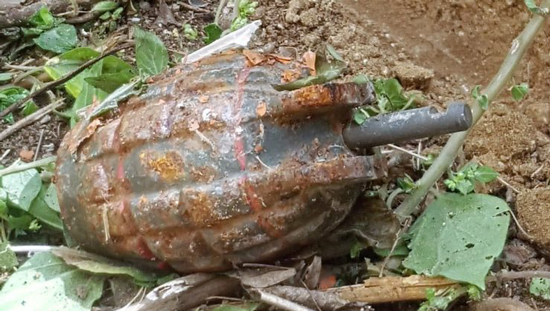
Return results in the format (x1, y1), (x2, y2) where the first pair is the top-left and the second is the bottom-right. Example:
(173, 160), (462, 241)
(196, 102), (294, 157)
(56, 50), (385, 273)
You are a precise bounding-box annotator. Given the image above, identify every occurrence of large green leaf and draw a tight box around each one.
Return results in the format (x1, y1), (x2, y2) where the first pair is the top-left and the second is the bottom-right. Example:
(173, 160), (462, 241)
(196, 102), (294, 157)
(44, 183), (60, 212)
(530, 278), (550, 300)
(34, 24), (78, 54)
(28, 185), (63, 230)
(134, 26), (169, 77)
(69, 60), (109, 126)
(2, 167), (42, 211)
(52, 247), (159, 284)
(44, 47), (101, 98)
(0, 252), (104, 311)
(84, 56), (136, 93)
(403, 193), (510, 289)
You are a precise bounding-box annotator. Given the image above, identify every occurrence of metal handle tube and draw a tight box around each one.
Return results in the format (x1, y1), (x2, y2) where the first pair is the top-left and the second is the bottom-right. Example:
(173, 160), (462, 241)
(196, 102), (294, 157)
(343, 102), (473, 149)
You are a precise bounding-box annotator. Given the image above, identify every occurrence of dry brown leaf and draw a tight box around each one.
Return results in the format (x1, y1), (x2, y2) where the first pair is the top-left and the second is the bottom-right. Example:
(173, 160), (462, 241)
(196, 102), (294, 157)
(243, 50), (266, 66)
(303, 51), (316, 76)
(256, 102), (267, 117)
(19, 149), (34, 162)
(268, 54), (294, 64)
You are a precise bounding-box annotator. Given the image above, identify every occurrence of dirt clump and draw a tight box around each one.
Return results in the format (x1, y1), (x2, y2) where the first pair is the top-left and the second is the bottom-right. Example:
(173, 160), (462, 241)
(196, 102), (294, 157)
(392, 61), (434, 91)
(523, 102), (550, 134)
(516, 187), (550, 256)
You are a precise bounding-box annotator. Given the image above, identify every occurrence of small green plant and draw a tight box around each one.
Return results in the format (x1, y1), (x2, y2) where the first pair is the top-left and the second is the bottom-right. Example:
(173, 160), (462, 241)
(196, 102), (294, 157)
(471, 85), (489, 110)
(230, 0), (259, 31)
(511, 83), (529, 101)
(397, 174), (416, 194)
(419, 285), (480, 311)
(352, 76), (416, 124)
(444, 162), (498, 195)
(183, 24), (199, 40)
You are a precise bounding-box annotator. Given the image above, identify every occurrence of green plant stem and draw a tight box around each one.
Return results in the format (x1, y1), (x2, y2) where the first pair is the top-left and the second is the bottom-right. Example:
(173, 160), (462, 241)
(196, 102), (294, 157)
(395, 2), (550, 220)
(0, 156), (57, 178)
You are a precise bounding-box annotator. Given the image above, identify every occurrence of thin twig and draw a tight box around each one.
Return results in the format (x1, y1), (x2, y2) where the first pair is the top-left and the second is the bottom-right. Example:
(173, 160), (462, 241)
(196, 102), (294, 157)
(387, 143), (428, 161)
(395, 2), (550, 219)
(508, 207), (534, 239)
(181, 2), (210, 13)
(0, 99), (66, 142)
(0, 44), (132, 121)
(0, 156), (57, 177)
(492, 270), (550, 281)
(34, 129), (45, 162)
(0, 149), (10, 162)
(379, 217), (411, 277)
(251, 289), (316, 311)
(496, 176), (520, 193)
(3, 64), (39, 71)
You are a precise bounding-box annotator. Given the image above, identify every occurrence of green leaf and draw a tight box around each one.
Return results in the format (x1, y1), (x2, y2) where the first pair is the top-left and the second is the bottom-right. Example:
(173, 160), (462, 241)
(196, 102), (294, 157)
(403, 193), (510, 289)
(29, 6), (55, 30)
(0, 251), (104, 311)
(352, 108), (369, 125)
(397, 174), (416, 193)
(0, 73), (13, 84)
(2, 167), (42, 211)
(203, 23), (222, 44)
(44, 183), (60, 212)
(374, 243), (410, 257)
(471, 85), (489, 110)
(474, 166), (498, 183)
(28, 186), (63, 230)
(374, 79), (411, 112)
(87, 81), (140, 120)
(273, 47), (346, 91)
(133, 26), (169, 77)
(92, 1), (119, 13)
(0, 87), (30, 123)
(183, 24), (198, 40)
(530, 278), (550, 300)
(350, 240), (366, 259)
(511, 83), (529, 102)
(0, 242), (18, 272)
(524, 0), (549, 15)
(0, 198), (7, 219)
(34, 24), (78, 54)
(52, 247), (159, 284)
(84, 56), (136, 93)
(212, 302), (261, 311)
(44, 47), (101, 98)
(21, 101), (38, 116)
(455, 179), (474, 195)
(69, 59), (109, 126)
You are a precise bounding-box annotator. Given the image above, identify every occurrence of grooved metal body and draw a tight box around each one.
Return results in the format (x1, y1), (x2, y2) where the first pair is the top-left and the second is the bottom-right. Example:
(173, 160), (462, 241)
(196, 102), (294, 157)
(56, 51), (386, 273)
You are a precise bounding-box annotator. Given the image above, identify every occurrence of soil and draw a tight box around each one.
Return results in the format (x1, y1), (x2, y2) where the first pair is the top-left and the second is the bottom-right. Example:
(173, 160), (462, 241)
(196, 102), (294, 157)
(2, 0), (550, 309)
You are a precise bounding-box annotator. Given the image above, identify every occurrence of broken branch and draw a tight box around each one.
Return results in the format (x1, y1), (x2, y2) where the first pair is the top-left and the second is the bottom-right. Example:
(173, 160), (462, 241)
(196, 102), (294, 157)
(0, 43), (132, 125)
(0, 0), (107, 29)
(0, 99), (65, 142)
(327, 275), (460, 304)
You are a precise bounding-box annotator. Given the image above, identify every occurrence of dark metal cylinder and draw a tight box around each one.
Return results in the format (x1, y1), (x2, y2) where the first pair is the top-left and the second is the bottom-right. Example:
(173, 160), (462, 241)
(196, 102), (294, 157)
(343, 102), (473, 149)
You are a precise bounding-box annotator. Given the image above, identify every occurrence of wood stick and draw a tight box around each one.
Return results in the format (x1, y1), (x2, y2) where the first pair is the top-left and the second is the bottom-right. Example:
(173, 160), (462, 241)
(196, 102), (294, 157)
(0, 0), (106, 29)
(0, 43), (132, 124)
(327, 275), (460, 304)
(0, 99), (65, 142)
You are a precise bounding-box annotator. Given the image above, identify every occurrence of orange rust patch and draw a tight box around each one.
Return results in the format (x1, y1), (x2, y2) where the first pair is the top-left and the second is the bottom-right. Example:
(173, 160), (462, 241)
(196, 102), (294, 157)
(281, 84), (334, 112)
(68, 118), (103, 154)
(256, 102), (267, 117)
(140, 150), (184, 182)
(198, 95), (210, 103)
(282, 69), (301, 83)
(254, 144), (263, 153)
(181, 190), (218, 226)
